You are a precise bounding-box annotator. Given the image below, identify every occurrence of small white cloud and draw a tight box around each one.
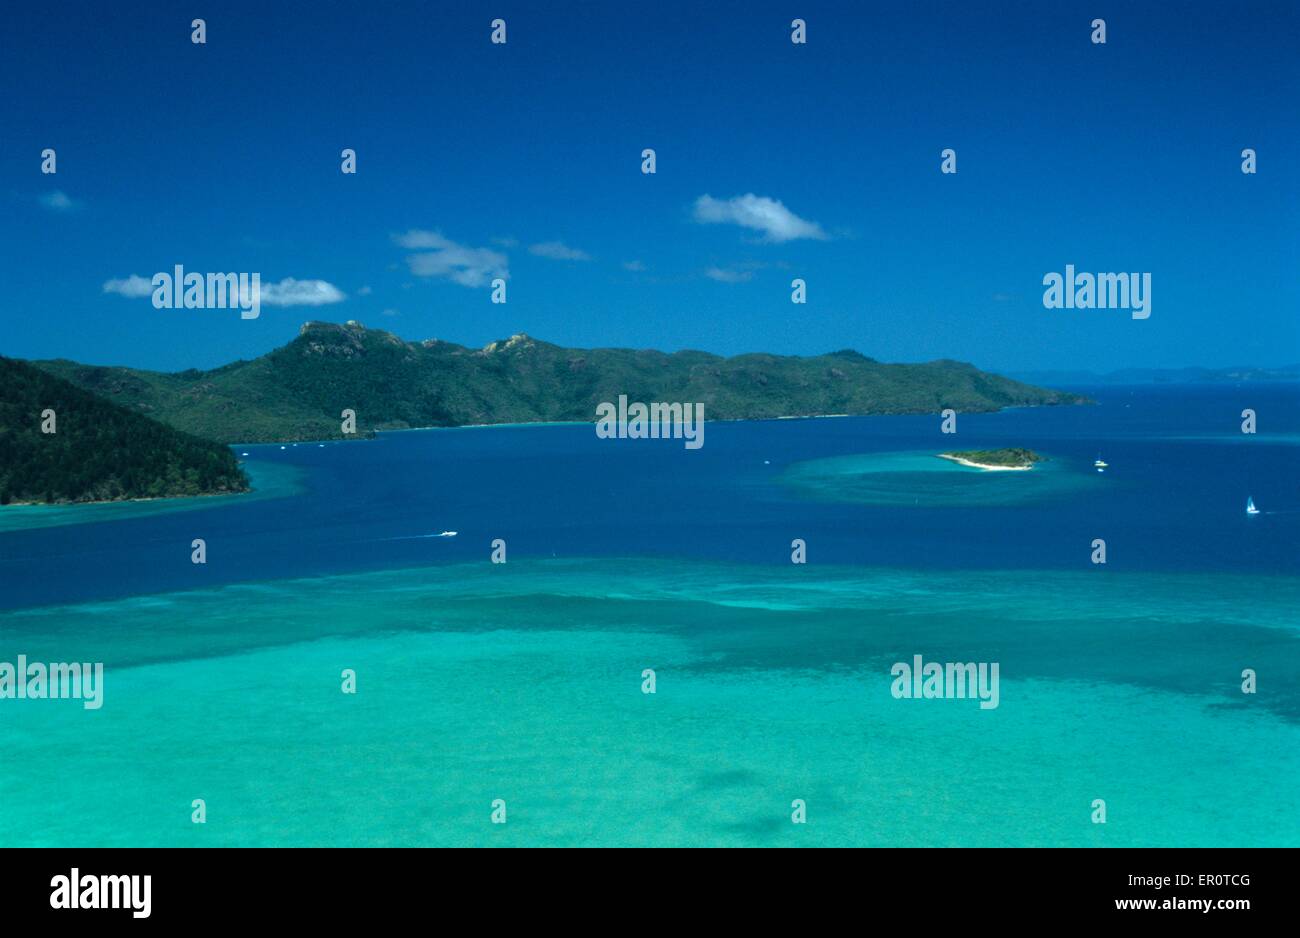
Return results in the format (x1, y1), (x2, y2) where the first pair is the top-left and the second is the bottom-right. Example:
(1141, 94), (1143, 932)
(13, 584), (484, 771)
(380, 308), (400, 317)
(529, 240), (591, 262)
(104, 273), (345, 305)
(259, 278), (347, 307)
(704, 266), (756, 284)
(394, 229), (508, 288)
(692, 193), (827, 243)
(357, 285), (373, 296)
(102, 274), (154, 298)
(40, 190), (82, 212)
(622, 260), (647, 272)
(492, 236), (519, 248)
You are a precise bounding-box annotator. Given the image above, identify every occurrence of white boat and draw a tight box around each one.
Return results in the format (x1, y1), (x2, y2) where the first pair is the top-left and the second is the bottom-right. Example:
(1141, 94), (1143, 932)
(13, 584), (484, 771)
(1246, 497), (1260, 515)
(1093, 456), (1108, 470)
(437, 531), (458, 537)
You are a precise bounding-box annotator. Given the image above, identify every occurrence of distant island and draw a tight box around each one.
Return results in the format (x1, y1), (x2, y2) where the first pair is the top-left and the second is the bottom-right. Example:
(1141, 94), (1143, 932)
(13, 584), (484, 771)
(31, 321), (1091, 444)
(0, 357), (249, 505)
(938, 448), (1046, 471)
(1012, 364), (1300, 386)
(2, 325), (1089, 504)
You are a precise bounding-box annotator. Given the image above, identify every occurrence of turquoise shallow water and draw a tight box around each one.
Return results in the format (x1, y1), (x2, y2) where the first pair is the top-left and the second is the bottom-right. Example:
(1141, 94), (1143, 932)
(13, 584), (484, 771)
(778, 449), (1103, 506)
(2, 558), (1298, 847)
(2, 385), (1299, 846)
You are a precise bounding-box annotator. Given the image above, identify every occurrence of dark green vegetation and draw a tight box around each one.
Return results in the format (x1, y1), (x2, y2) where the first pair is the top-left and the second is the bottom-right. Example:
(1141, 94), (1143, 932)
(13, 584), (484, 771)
(34, 321), (1091, 444)
(0, 356), (248, 505)
(942, 448), (1046, 468)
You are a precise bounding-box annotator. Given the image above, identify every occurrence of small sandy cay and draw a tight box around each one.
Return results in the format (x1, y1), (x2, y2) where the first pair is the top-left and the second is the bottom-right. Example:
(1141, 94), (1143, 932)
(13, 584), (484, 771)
(937, 448), (1044, 471)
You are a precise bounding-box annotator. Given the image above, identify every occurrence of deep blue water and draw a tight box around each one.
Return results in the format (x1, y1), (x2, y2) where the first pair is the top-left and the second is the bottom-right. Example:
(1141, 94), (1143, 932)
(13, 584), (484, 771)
(2, 383), (1297, 610)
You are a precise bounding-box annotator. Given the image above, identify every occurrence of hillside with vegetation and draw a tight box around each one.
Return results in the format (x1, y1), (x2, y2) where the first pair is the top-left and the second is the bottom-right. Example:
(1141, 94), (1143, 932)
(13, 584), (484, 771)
(33, 321), (1091, 443)
(0, 356), (248, 505)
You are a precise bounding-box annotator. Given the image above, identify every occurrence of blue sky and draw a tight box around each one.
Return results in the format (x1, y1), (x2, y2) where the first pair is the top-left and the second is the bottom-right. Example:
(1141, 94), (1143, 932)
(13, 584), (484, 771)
(3, 0), (1297, 373)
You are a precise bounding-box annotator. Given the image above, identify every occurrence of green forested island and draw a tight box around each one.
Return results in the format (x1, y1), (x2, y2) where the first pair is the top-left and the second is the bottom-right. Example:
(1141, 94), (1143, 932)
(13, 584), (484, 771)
(0, 356), (249, 505)
(32, 321), (1090, 443)
(939, 448), (1046, 469)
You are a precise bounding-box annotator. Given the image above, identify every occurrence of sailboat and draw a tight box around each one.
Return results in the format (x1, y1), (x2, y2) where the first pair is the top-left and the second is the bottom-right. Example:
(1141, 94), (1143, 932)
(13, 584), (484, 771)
(1246, 497), (1260, 516)
(1093, 454), (1108, 473)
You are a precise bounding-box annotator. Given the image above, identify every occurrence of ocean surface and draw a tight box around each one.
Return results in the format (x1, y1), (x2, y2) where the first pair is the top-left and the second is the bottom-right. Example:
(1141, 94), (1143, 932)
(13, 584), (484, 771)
(1, 383), (1298, 846)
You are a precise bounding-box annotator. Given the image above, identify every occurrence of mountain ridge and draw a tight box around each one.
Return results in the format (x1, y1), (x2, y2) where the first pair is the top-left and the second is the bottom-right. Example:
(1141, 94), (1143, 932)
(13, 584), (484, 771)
(31, 321), (1092, 444)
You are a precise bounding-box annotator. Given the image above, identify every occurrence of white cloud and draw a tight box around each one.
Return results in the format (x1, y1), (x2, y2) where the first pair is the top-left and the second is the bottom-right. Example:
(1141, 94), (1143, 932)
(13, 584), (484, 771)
(102, 274), (345, 306)
(102, 274), (154, 298)
(357, 285), (373, 296)
(394, 229), (508, 288)
(40, 190), (82, 212)
(704, 266), (756, 284)
(381, 308), (400, 317)
(259, 278), (347, 307)
(622, 260), (646, 272)
(692, 193), (827, 243)
(529, 240), (591, 262)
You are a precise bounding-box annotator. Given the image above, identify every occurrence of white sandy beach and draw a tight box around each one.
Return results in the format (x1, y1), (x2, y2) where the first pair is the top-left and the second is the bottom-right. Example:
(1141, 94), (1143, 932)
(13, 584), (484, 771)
(937, 454), (1034, 471)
